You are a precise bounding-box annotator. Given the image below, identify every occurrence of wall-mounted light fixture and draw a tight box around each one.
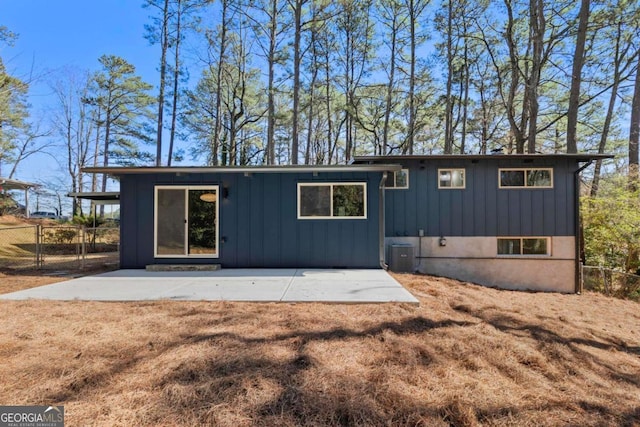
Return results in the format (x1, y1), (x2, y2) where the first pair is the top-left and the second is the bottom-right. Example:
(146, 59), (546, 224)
(199, 192), (217, 203)
(223, 187), (229, 199)
(439, 236), (447, 247)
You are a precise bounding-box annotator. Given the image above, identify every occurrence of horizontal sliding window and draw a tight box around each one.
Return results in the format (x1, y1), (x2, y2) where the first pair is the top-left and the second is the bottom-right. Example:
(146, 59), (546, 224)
(298, 183), (366, 219)
(499, 168), (553, 188)
(386, 169), (409, 189)
(438, 168), (465, 189)
(497, 237), (550, 256)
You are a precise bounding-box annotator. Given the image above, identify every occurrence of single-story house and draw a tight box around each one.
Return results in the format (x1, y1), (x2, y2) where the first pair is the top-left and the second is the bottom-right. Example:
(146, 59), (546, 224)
(85, 153), (610, 293)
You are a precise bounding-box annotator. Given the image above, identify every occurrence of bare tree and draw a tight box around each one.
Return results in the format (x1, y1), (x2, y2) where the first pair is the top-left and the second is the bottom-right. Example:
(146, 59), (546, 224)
(50, 71), (95, 215)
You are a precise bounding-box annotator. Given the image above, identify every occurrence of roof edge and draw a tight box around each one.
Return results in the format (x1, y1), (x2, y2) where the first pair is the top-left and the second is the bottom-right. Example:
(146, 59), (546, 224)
(352, 153), (615, 163)
(82, 164), (402, 175)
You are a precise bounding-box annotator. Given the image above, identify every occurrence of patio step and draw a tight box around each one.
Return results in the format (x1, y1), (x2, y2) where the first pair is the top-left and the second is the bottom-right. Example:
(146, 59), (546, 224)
(145, 264), (221, 272)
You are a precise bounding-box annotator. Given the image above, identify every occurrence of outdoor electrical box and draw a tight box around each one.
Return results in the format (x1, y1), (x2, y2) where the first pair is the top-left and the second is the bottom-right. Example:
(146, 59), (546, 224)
(389, 244), (414, 273)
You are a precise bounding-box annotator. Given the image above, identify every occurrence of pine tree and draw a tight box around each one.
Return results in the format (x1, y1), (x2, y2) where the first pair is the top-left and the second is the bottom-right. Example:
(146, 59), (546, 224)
(85, 55), (155, 196)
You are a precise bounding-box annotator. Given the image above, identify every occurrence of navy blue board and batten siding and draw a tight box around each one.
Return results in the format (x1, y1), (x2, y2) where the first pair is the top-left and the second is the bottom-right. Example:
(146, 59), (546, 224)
(384, 157), (577, 238)
(119, 172), (382, 269)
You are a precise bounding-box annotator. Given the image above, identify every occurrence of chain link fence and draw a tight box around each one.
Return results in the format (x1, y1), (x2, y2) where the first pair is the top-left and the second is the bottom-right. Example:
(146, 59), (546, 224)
(0, 224), (119, 271)
(79, 226), (120, 269)
(582, 265), (640, 301)
(0, 225), (39, 269)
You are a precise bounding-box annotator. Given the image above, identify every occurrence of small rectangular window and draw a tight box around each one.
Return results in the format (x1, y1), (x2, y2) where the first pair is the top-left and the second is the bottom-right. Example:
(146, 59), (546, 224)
(438, 169), (465, 189)
(298, 183), (367, 219)
(497, 237), (550, 256)
(499, 168), (553, 188)
(386, 169), (409, 189)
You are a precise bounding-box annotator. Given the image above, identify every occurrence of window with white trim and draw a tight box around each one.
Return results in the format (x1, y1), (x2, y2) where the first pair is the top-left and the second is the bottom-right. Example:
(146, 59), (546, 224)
(438, 168), (465, 189)
(298, 183), (367, 219)
(499, 168), (553, 188)
(497, 237), (550, 256)
(386, 169), (409, 189)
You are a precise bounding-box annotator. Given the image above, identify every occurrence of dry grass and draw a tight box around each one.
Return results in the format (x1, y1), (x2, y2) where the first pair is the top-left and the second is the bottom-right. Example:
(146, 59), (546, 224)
(0, 273), (639, 426)
(0, 263), (118, 294)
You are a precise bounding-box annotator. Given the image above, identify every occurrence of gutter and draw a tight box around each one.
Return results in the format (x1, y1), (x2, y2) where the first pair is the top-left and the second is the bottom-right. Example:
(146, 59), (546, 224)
(379, 172), (388, 270)
(574, 160), (593, 294)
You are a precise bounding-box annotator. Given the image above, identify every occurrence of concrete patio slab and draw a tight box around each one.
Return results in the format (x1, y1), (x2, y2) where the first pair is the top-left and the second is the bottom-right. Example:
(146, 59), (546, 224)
(0, 269), (419, 304)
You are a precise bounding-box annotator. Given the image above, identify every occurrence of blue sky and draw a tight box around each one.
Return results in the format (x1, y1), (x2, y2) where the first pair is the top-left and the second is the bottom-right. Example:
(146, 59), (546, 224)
(1, 0), (158, 88)
(1, 1), (164, 203)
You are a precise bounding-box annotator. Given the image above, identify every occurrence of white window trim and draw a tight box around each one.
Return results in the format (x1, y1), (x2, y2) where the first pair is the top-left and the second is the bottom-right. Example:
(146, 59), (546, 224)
(496, 236), (552, 257)
(498, 168), (554, 189)
(154, 185), (220, 258)
(297, 182), (367, 220)
(438, 168), (466, 189)
(387, 169), (409, 189)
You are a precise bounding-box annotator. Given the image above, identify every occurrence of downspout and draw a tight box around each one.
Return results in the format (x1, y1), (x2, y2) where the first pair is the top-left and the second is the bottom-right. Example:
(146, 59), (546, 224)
(379, 171), (388, 270)
(574, 160), (593, 294)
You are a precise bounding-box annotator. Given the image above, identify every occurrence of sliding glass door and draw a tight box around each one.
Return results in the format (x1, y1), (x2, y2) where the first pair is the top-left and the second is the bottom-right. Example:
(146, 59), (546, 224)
(155, 186), (219, 258)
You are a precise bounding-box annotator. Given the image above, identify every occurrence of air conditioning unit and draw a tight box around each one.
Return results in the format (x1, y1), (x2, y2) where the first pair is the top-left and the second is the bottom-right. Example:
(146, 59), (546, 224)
(389, 244), (414, 273)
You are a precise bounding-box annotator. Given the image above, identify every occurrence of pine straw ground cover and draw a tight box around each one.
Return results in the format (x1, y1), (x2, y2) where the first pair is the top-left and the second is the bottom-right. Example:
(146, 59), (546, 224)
(0, 274), (639, 426)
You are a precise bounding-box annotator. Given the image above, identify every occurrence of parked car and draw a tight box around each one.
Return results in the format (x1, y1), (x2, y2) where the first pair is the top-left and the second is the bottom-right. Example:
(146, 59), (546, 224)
(30, 211), (59, 219)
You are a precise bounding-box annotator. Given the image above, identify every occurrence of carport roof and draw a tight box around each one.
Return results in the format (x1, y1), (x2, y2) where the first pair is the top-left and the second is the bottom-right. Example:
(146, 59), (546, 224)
(0, 177), (39, 191)
(67, 192), (120, 205)
(68, 191), (120, 201)
(82, 164), (402, 175)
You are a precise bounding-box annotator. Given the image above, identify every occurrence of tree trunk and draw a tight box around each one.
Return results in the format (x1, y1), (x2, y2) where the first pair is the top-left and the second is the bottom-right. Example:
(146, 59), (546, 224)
(91, 109), (102, 193)
(291, 0), (302, 164)
(155, 0), (170, 166)
(444, 0), (454, 154)
(566, 0), (590, 154)
(344, 21), (353, 163)
(405, 0), (416, 155)
(324, 48), (333, 164)
(629, 54), (640, 188)
(305, 27), (318, 165)
(100, 102), (112, 217)
(211, 0), (229, 166)
(382, 13), (397, 156)
(591, 21), (623, 196)
(168, 0), (183, 166)
(460, 42), (470, 154)
(504, 0), (526, 153)
(527, 0), (545, 153)
(266, 0), (278, 165)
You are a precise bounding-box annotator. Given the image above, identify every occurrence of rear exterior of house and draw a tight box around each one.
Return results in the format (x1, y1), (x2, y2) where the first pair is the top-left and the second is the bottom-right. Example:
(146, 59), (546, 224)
(87, 153), (607, 293)
(108, 166), (396, 270)
(354, 154), (608, 293)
